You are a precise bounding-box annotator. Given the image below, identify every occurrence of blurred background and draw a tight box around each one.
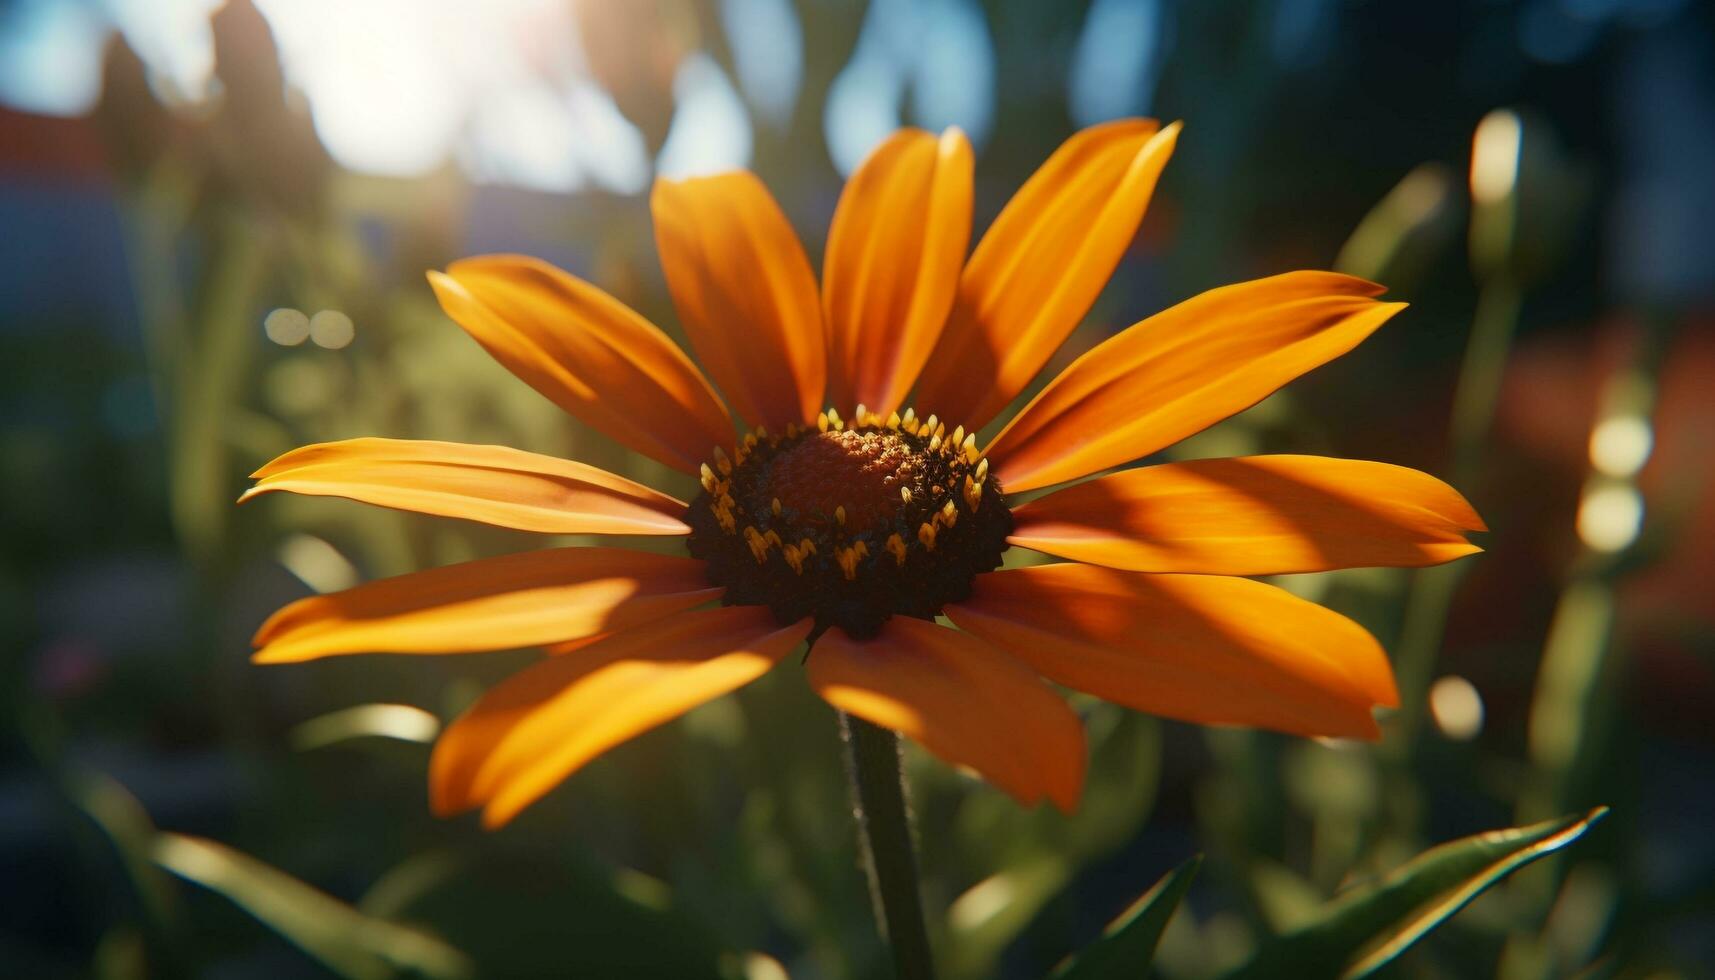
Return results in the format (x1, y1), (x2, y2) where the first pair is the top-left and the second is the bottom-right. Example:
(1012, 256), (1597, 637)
(3, 0), (1713, 977)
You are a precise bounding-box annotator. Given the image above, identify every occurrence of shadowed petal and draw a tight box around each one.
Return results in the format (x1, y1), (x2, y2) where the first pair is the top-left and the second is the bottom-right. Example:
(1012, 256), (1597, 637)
(252, 547), (720, 663)
(913, 119), (1180, 431)
(987, 272), (1407, 492)
(1010, 455), (1485, 574)
(431, 606), (810, 827)
(242, 437), (690, 535)
(808, 617), (1086, 811)
(946, 564), (1397, 740)
(652, 172), (825, 430)
(430, 255), (733, 474)
(823, 127), (973, 416)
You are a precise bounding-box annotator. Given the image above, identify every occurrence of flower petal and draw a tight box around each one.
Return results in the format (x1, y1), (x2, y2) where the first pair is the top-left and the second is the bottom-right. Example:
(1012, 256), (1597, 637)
(946, 564), (1397, 740)
(912, 119), (1180, 431)
(652, 172), (825, 430)
(429, 254), (732, 474)
(987, 272), (1406, 492)
(808, 617), (1086, 811)
(252, 547), (719, 663)
(823, 127), (973, 416)
(1009, 455), (1486, 575)
(242, 437), (690, 535)
(430, 606), (810, 827)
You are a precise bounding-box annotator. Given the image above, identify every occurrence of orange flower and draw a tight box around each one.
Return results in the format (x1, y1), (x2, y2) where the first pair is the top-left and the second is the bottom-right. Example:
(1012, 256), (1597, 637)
(245, 120), (1485, 828)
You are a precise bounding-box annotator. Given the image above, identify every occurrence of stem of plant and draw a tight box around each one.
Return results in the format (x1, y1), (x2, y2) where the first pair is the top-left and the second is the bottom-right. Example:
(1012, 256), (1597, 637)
(840, 711), (935, 980)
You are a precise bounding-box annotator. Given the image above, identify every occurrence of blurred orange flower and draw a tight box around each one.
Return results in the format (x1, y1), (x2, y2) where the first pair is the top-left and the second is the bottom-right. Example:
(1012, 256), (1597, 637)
(244, 120), (1484, 827)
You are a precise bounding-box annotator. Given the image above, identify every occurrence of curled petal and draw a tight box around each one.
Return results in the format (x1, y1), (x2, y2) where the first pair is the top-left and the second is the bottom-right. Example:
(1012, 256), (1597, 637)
(252, 547), (718, 663)
(243, 437), (690, 535)
(988, 272), (1406, 492)
(947, 564), (1397, 739)
(823, 127), (973, 416)
(1010, 455), (1485, 574)
(652, 172), (825, 429)
(913, 119), (1180, 431)
(809, 617), (1086, 811)
(431, 606), (810, 827)
(430, 255), (733, 474)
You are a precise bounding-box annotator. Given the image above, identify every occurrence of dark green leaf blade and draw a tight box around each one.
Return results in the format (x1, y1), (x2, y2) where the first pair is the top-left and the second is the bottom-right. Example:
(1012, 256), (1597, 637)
(1053, 855), (1202, 980)
(1224, 807), (1608, 980)
(153, 832), (472, 980)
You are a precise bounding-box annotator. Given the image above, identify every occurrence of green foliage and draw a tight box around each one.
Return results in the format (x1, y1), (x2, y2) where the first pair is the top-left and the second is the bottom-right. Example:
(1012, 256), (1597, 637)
(153, 833), (473, 980)
(1222, 809), (1610, 980)
(1053, 856), (1201, 980)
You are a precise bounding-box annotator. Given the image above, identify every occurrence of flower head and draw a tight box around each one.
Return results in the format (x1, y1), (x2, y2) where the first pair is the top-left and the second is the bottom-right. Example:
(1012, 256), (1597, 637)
(245, 119), (1485, 827)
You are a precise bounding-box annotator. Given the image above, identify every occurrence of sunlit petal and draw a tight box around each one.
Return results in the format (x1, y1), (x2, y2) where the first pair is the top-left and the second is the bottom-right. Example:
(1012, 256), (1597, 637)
(243, 437), (690, 535)
(431, 606), (810, 827)
(652, 172), (826, 429)
(823, 126), (973, 416)
(1010, 455), (1485, 574)
(429, 255), (734, 474)
(809, 616), (1085, 811)
(252, 547), (720, 663)
(946, 563), (1397, 739)
(988, 272), (1406, 492)
(913, 119), (1179, 431)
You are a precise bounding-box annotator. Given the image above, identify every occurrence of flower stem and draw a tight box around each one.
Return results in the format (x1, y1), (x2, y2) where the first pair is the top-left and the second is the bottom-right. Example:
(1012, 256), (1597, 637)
(840, 712), (935, 980)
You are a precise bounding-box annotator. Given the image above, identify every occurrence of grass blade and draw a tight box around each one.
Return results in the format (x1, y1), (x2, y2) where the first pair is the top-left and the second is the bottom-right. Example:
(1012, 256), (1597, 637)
(1224, 807), (1608, 980)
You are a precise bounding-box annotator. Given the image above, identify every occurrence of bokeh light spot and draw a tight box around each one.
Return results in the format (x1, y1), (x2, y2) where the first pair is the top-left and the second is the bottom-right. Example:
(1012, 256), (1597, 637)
(1577, 484), (1644, 552)
(309, 309), (354, 349)
(1471, 109), (1523, 205)
(263, 307), (311, 345)
(1430, 675), (1485, 741)
(1588, 415), (1653, 477)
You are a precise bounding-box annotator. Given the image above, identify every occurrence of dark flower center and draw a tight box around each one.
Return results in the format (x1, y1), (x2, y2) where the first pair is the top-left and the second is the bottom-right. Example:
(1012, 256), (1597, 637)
(686, 408), (1012, 640)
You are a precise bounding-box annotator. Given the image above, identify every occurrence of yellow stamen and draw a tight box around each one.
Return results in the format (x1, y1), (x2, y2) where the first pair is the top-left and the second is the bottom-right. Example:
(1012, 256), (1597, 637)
(885, 533), (908, 565)
(917, 522), (938, 551)
(836, 546), (861, 580)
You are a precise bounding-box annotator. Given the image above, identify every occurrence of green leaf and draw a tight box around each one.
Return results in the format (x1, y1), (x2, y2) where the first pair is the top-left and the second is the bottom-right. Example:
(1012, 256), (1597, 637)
(1223, 807), (1608, 980)
(153, 832), (472, 980)
(1052, 855), (1202, 980)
